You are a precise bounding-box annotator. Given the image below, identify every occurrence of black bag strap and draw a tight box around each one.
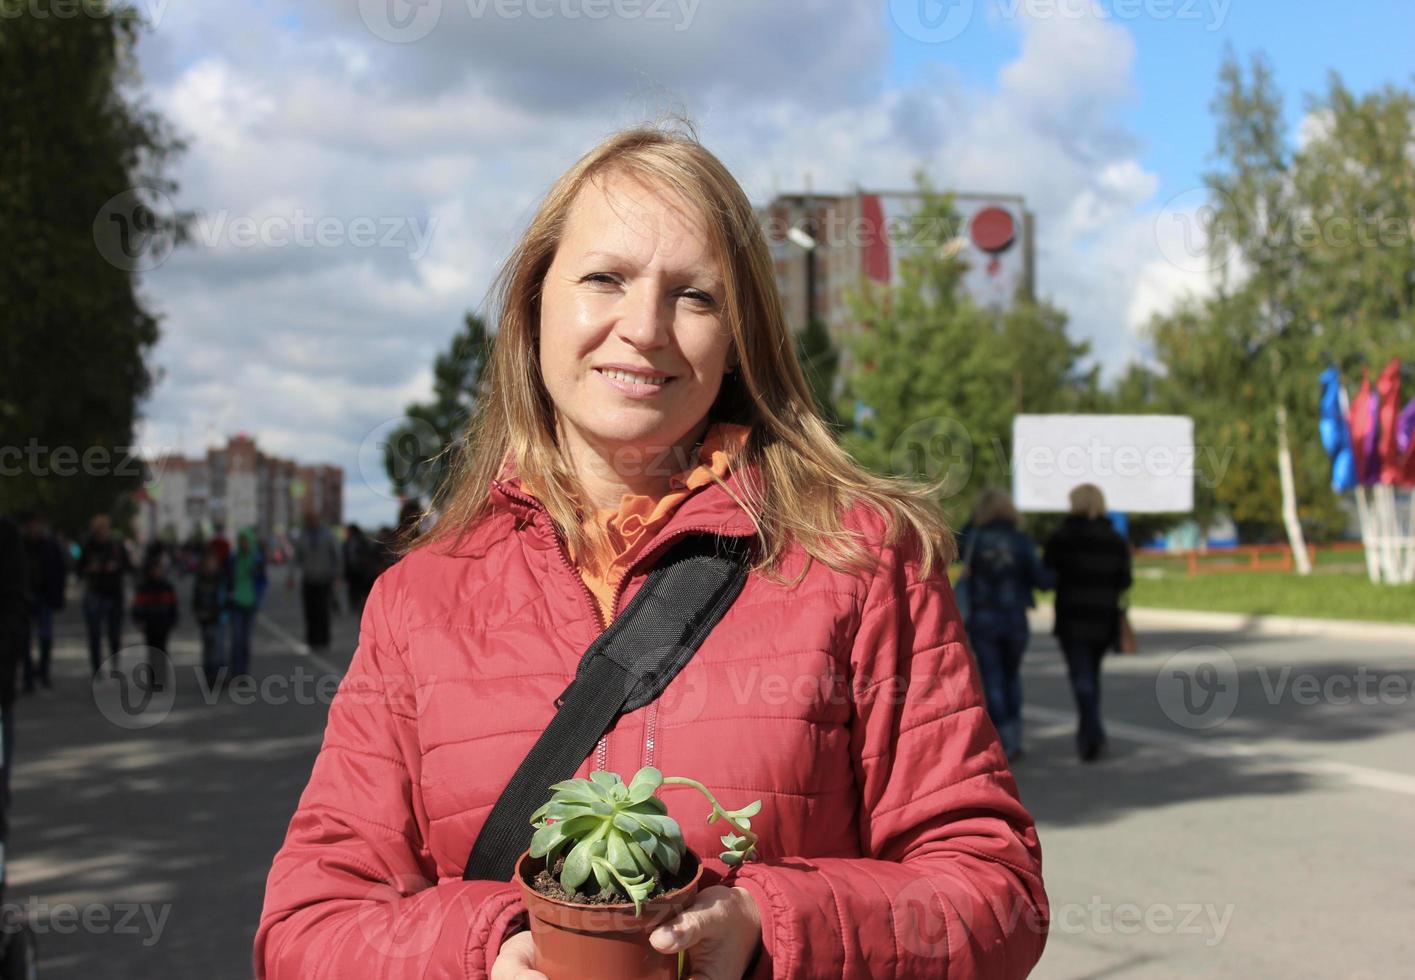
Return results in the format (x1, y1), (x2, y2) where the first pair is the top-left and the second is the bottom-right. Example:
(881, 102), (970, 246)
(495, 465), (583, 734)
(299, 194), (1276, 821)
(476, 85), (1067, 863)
(463, 532), (753, 882)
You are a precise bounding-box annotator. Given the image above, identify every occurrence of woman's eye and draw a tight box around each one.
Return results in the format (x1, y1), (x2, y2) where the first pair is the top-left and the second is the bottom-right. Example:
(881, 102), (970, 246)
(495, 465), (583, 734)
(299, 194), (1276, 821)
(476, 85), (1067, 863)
(680, 289), (716, 308)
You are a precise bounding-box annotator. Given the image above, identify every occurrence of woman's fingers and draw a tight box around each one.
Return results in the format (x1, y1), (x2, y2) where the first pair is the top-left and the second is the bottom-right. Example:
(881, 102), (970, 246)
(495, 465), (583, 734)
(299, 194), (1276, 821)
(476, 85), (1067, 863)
(650, 886), (731, 953)
(489, 930), (547, 980)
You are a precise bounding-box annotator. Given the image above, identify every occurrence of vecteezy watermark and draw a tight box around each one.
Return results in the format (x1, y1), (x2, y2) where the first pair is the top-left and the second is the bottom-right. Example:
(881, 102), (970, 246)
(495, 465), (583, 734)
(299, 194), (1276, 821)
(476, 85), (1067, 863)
(891, 0), (1231, 45)
(0, 441), (168, 482)
(359, 0), (701, 44)
(1050, 896), (1235, 947)
(890, 416), (975, 499)
(2, 899), (171, 947)
(994, 0), (1232, 30)
(1003, 438), (1234, 489)
(894, 876), (1235, 959)
(1255, 666), (1414, 708)
(185, 208), (438, 260)
(93, 186), (438, 271)
(1155, 185), (1415, 274)
(1155, 645), (1239, 730)
(92, 646), (177, 730)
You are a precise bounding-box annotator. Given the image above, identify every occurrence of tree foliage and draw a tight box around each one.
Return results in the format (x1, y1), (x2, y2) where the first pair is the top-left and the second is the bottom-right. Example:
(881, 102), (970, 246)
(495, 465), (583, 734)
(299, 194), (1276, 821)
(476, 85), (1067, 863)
(837, 174), (1097, 525)
(1119, 51), (1414, 540)
(0, 2), (188, 534)
(382, 312), (492, 501)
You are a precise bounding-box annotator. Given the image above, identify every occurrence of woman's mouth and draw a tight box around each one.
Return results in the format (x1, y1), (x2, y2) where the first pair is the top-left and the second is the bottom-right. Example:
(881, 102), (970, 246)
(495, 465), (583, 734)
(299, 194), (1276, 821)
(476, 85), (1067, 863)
(594, 366), (675, 398)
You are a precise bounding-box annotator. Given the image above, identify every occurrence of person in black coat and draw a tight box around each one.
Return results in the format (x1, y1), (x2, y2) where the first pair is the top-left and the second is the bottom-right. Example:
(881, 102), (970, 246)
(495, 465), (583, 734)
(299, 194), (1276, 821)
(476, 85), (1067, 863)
(1044, 484), (1133, 762)
(19, 513), (65, 692)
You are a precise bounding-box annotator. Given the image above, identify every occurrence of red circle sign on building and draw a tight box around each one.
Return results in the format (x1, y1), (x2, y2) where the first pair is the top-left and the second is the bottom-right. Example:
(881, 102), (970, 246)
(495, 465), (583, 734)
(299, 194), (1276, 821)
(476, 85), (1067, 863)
(969, 206), (1016, 254)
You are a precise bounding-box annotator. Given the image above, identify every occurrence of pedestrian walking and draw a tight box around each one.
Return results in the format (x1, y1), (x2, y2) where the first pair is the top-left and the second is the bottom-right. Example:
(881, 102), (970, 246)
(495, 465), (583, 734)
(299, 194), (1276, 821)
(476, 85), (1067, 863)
(1044, 483), (1134, 762)
(226, 528), (268, 681)
(18, 513), (65, 693)
(131, 549), (178, 692)
(291, 511), (338, 653)
(341, 523), (378, 617)
(193, 545), (229, 687)
(957, 488), (1054, 761)
(77, 514), (131, 675)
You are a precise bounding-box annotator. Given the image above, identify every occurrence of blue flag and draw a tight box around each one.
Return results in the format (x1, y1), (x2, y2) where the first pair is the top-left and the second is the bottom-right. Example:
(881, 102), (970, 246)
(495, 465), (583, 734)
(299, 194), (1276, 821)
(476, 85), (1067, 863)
(1318, 365), (1356, 493)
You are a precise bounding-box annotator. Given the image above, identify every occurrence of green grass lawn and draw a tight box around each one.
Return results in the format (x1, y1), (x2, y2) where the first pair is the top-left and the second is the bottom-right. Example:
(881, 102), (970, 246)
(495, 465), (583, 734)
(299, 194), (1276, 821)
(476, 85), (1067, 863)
(1123, 570), (1415, 624)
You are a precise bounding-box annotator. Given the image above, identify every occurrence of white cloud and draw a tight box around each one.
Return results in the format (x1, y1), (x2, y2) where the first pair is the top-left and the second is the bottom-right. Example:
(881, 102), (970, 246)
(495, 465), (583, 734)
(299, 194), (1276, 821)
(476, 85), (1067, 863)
(130, 1), (1205, 523)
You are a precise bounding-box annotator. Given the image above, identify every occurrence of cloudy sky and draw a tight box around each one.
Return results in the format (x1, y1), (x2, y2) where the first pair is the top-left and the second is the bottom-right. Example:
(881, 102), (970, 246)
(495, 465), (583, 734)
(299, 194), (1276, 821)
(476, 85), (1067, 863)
(126, 0), (1415, 525)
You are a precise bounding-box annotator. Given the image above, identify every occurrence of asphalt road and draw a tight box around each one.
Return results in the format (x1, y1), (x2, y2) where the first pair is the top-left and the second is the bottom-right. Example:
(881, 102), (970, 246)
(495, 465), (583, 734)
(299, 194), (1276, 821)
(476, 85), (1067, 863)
(6, 575), (1412, 978)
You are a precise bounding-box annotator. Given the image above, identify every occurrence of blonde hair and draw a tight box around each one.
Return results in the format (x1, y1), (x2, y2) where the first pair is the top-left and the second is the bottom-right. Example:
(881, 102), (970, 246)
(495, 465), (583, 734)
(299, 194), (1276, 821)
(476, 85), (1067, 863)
(972, 487), (1019, 527)
(1068, 483), (1107, 520)
(414, 121), (954, 584)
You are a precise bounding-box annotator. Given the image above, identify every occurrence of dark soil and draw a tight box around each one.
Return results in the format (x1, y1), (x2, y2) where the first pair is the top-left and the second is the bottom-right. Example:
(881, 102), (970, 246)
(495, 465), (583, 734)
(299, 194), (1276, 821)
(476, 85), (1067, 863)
(528, 852), (697, 906)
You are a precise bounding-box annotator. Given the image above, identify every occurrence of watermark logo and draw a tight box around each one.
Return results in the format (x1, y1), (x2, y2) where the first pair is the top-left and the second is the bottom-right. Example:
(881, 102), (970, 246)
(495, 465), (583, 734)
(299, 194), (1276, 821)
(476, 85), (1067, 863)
(890, 415), (974, 499)
(92, 646), (176, 730)
(92, 186), (179, 273)
(358, 416), (445, 502)
(889, 0), (974, 43)
(360, 0), (444, 42)
(1155, 644), (1238, 730)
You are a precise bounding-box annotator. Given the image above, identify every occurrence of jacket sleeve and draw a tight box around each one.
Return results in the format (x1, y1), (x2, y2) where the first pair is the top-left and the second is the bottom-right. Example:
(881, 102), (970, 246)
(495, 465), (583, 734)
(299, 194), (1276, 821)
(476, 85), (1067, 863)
(731, 523), (1049, 978)
(255, 570), (525, 979)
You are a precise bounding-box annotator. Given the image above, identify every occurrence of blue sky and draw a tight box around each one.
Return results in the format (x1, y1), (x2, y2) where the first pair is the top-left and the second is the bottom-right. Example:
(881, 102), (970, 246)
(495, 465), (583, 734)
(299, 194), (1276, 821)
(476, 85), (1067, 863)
(887, 0), (1415, 200)
(128, 0), (1414, 524)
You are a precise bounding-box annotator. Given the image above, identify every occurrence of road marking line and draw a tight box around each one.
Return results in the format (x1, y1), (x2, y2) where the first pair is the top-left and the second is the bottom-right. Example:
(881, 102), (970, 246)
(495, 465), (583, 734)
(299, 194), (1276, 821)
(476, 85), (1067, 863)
(257, 614), (344, 679)
(1024, 705), (1415, 797)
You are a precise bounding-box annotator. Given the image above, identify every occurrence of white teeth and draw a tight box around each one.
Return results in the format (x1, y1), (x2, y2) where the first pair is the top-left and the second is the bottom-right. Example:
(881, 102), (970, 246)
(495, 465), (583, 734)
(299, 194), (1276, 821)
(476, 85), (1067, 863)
(600, 368), (669, 385)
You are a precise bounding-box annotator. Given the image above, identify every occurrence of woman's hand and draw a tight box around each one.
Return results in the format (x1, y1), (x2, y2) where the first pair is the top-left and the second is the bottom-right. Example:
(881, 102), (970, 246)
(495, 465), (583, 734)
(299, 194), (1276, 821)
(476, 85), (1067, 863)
(650, 885), (762, 980)
(489, 929), (546, 980)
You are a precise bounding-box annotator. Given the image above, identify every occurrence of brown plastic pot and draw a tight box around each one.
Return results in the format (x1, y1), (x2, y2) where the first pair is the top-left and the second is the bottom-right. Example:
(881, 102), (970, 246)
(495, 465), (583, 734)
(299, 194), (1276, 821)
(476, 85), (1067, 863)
(515, 849), (703, 980)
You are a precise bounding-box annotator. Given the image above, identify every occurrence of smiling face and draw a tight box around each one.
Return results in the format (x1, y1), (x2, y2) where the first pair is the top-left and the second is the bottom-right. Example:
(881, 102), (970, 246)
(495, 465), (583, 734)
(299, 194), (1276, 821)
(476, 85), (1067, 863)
(538, 170), (736, 486)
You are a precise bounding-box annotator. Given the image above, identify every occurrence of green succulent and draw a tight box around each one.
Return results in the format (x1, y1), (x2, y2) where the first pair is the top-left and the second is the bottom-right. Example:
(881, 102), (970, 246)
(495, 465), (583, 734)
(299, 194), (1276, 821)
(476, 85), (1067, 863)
(528, 766), (761, 916)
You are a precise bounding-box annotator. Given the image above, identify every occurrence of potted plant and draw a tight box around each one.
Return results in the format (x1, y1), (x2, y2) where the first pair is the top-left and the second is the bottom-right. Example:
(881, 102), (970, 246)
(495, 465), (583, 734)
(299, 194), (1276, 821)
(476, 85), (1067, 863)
(515, 765), (761, 980)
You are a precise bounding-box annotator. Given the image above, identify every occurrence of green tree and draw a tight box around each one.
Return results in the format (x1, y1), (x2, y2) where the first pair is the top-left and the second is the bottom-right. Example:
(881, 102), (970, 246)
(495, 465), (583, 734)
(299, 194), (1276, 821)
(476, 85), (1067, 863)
(0, 2), (188, 534)
(1130, 52), (1414, 542)
(838, 175), (1095, 524)
(383, 312), (492, 500)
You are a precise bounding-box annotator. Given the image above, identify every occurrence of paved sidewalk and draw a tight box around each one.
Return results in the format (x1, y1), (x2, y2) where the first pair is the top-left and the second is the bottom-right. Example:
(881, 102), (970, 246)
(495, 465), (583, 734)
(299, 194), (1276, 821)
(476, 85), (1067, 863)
(5, 587), (340, 979)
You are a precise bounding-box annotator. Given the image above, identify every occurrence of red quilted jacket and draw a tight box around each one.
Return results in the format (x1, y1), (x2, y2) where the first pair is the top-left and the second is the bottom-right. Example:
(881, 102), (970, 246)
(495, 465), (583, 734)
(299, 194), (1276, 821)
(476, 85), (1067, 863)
(255, 458), (1049, 978)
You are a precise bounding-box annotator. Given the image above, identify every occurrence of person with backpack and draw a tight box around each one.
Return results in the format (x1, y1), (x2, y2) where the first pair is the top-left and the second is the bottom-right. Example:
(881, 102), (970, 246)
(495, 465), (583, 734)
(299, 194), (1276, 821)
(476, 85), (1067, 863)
(956, 488), (1054, 761)
(256, 127), (1047, 980)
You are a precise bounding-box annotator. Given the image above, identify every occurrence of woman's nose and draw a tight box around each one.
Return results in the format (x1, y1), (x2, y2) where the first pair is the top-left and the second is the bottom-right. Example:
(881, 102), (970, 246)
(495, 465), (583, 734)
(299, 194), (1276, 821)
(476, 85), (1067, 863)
(614, 281), (671, 349)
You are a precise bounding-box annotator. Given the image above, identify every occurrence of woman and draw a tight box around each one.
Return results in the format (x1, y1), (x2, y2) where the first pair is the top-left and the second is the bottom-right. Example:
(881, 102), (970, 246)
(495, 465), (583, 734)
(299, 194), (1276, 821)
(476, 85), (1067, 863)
(256, 125), (1047, 979)
(958, 488), (1052, 762)
(1043, 484), (1133, 762)
(226, 528), (267, 681)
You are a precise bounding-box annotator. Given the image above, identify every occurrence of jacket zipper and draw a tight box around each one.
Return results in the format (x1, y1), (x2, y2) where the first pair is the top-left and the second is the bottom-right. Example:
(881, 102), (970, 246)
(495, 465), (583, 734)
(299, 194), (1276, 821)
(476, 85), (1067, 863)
(494, 480), (613, 770)
(495, 480), (752, 776)
(606, 522), (754, 773)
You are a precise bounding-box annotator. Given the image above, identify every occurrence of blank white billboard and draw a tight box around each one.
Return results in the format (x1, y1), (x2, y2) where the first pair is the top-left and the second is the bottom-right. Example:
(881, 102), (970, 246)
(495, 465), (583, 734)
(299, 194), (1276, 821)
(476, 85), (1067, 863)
(1012, 415), (1195, 514)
